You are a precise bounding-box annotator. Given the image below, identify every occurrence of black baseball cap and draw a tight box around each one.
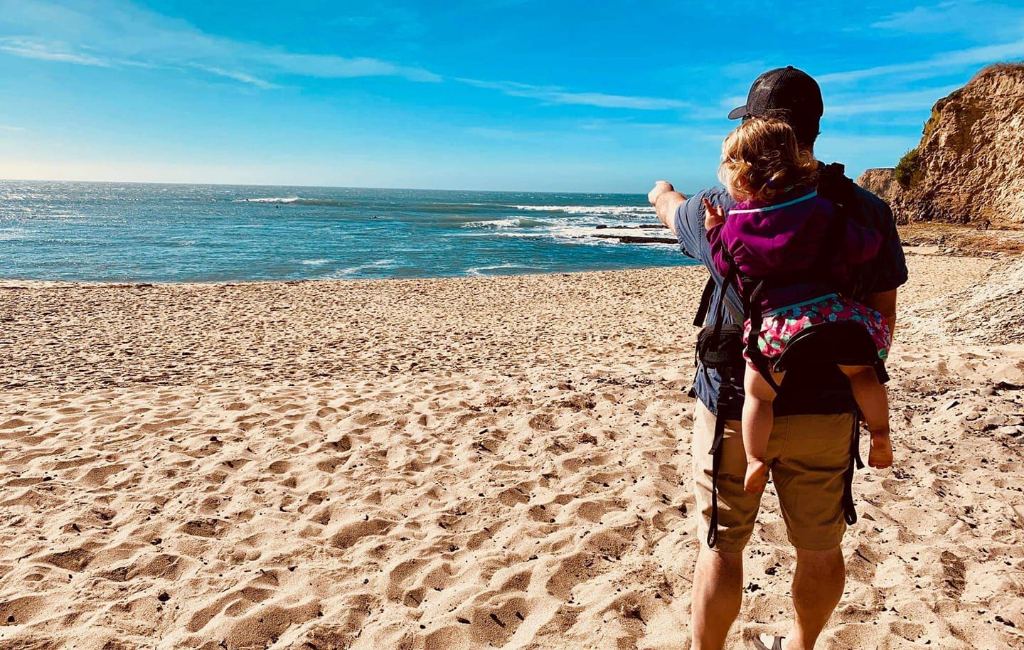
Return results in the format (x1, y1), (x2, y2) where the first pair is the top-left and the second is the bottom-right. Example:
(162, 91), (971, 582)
(728, 66), (823, 145)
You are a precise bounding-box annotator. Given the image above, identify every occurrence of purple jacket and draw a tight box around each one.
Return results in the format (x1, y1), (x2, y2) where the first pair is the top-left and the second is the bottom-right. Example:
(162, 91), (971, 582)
(705, 188), (883, 312)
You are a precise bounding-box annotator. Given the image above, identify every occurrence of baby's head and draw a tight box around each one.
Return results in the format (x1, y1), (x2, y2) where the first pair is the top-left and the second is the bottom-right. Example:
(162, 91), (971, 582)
(718, 117), (818, 204)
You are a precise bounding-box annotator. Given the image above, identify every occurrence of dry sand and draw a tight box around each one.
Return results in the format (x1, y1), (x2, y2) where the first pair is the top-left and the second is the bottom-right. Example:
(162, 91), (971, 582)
(1, 255), (1022, 650)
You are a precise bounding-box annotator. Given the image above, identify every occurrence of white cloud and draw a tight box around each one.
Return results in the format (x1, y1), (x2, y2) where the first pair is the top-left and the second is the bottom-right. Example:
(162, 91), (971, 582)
(458, 78), (688, 111)
(0, 0), (441, 85)
(465, 126), (549, 141)
(259, 52), (441, 83)
(0, 37), (111, 66)
(1, 0), (667, 108)
(817, 38), (1024, 85)
(827, 84), (962, 117)
(188, 64), (279, 90)
(871, 1), (1024, 39)
(550, 91), (687, 111)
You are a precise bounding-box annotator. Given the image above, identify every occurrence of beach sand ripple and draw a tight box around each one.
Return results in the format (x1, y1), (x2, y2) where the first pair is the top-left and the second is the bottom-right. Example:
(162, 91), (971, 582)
(1, 257), (1022, 649)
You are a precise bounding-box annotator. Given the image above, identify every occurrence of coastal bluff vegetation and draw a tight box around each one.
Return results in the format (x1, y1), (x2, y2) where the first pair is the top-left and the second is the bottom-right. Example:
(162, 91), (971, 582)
(857, 63), (1024, 228)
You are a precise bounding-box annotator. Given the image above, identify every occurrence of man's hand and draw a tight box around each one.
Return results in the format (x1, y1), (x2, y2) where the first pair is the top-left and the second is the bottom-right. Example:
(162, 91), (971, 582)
(703, 197), (726, 230)
(648, 180), (686, 237)
(648, 180), (675, 206)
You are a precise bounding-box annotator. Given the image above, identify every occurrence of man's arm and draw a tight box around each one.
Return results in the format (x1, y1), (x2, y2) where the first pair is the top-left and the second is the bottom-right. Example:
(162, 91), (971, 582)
(648, 181), (686, 237)
(857, 191), (906, 340)
(863, 289), (898, 338)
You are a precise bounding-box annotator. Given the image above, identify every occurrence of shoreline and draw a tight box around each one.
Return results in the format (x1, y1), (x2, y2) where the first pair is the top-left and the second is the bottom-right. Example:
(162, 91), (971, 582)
(0, 264), (701, 289)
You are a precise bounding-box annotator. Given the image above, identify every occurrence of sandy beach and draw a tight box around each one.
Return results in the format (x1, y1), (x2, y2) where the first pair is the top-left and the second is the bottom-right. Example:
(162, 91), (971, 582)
(1, 254), (1023, 650)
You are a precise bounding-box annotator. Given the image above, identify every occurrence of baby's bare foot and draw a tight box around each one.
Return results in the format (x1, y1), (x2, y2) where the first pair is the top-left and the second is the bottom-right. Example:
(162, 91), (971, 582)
(868, 427), (893, 469)
(744, 459), (769, 493)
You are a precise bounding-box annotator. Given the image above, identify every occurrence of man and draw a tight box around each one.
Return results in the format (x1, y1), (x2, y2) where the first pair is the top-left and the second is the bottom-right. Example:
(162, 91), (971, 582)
(648, 67), (908, 650)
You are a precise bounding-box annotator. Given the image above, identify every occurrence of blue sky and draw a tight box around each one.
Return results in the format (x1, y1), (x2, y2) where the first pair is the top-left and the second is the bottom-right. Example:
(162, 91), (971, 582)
(0, 0), (1022, 192)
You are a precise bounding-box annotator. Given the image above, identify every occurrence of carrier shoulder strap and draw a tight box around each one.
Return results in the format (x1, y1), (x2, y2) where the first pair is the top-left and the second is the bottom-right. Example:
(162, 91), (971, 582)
(818, 163), (858, 239)
(842, 415), (866, 525)
(817, 162), (868, 296)
(814, 163), (870, 527)
(710, 260), (738, 340)
(706, 362), (733, 548)
(693, 276), (717, 328)
(742, 277), (782, 393)
(818, 163), (855, 206)
(706, 257), (740, 549)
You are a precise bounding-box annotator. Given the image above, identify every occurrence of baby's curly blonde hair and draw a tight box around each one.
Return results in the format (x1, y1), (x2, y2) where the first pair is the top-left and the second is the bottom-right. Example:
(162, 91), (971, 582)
(718, 117), (818, 203)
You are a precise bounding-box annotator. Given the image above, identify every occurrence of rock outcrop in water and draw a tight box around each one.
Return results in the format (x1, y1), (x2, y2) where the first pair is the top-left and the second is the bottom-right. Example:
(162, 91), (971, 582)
(856, 63), (1024, 226)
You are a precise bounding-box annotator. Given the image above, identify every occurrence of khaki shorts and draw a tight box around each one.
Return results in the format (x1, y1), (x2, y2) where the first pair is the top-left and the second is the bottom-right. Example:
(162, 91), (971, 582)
(692, 402), (854, 553)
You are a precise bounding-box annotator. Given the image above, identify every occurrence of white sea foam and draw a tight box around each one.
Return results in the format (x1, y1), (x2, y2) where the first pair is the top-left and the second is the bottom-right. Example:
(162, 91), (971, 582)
(0, 227), (27, 241)
(460, 221), (662, 247)
(466, 263), (543, 276)
(462, 217), (552, 229)
(512, 205), (654, 217)
(333, 259), (399, 277)
(301, 259), (329, 266)
(545, 224), (633, 244)
(235, 196), (301, 204)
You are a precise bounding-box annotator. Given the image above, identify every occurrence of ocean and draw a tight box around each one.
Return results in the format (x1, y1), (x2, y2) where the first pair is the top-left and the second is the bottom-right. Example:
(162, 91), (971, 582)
(0, 181), (697, 282)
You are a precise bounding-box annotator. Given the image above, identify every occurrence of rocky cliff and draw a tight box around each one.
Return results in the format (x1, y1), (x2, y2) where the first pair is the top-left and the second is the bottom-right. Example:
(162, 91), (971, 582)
(856, 63), (1024, 225)
(856, 167), (900, 207)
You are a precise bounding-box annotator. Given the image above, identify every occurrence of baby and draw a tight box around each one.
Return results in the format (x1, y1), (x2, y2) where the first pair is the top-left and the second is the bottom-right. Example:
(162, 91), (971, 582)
(704, 117), (894, 493)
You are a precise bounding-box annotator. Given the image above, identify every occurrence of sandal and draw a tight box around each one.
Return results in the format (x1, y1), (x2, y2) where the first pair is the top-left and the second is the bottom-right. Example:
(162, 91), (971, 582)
(750, 635), (785, 650)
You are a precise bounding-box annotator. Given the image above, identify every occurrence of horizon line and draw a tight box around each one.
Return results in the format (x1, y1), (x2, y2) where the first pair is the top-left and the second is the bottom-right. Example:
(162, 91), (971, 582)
(0, 176), (691, 196)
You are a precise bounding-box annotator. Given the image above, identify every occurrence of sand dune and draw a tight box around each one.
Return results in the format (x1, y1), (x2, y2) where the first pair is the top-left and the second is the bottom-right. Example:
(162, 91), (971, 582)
(1, 256), (1023, 649)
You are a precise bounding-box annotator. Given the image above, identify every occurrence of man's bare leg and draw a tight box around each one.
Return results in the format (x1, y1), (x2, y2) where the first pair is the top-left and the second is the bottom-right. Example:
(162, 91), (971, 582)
(785, 547), (845, 650)
(692, 546), (743, 650)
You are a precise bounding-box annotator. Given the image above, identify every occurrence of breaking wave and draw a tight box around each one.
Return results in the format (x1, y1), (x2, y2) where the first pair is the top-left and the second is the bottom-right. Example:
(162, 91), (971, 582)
(512, 205), (654, 218)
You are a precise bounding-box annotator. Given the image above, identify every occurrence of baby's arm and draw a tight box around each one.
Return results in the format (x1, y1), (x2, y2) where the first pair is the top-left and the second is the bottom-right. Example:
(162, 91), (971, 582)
(703, 197), (736, 277)
(705, 221), (733, 278)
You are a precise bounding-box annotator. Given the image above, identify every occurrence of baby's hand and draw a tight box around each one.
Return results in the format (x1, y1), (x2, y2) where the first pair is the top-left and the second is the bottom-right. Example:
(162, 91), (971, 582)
(703, 197), (726, 230)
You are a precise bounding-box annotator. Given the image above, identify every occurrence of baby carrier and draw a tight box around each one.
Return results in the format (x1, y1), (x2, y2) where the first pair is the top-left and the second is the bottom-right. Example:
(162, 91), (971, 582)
(693, 163), (888, 549)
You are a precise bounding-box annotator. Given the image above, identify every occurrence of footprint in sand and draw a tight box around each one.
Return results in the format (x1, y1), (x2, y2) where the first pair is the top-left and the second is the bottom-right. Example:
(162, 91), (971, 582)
(940, 550), (967, 599)
(267, 460), (292, 474)
(0, 594), (50, 626)
(329, 517), (395, 550)
(180, 518), (229, 539)
(39, 547), (96, 572)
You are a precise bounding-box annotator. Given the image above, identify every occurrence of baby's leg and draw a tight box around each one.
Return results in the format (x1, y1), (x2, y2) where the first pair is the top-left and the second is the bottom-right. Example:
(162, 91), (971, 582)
(840, 366), (893, 469)
(742, 366), (783, 493)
